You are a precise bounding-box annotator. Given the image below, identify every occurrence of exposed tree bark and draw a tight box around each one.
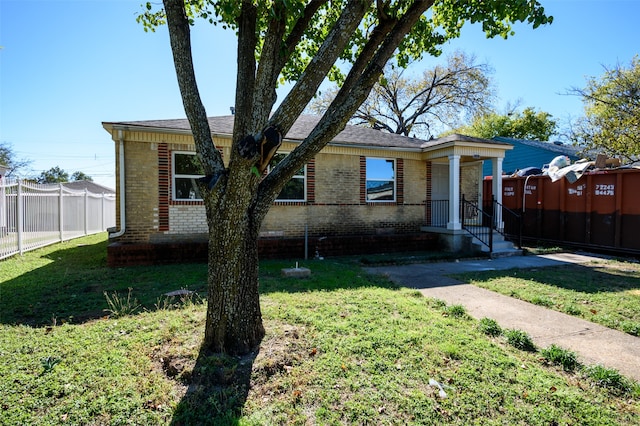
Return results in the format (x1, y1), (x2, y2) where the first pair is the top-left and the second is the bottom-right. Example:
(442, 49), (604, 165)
(158, 0), (552, 355)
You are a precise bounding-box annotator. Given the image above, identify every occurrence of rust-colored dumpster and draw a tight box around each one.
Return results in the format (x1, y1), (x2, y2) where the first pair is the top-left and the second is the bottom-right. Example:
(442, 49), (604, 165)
(484, 168), (640, 254)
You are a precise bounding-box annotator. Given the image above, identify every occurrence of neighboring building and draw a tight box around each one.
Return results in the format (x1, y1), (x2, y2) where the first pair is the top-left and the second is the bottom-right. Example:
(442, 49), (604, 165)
(102, 115), (513, 266)
(482, 136), (581, 177)
(62, 180), (115, 195)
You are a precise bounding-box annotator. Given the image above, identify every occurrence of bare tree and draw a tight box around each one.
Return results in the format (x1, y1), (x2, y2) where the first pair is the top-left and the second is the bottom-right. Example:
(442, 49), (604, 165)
(309, 51), (495, 138)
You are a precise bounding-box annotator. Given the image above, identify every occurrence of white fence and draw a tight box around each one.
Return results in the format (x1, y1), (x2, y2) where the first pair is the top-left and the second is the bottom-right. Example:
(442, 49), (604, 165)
(0, 179), (116, 260)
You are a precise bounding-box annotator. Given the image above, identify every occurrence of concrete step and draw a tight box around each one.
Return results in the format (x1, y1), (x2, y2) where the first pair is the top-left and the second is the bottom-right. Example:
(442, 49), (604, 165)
(468, 229), (522, 258)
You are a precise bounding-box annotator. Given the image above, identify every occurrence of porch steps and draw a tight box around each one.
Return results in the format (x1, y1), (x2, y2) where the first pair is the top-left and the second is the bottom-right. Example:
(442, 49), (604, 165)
(470, 230), (523, 258)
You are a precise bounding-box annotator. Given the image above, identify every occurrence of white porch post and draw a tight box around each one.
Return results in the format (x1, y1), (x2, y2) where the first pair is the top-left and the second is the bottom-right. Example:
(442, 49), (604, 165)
(491, 157), (503, 205)
(492, 157), (504, 227)
(447, 154), (461, 230)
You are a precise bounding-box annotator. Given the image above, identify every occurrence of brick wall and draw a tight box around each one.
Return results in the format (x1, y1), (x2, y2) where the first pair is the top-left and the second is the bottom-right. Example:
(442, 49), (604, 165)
(107, 233), (441, 267)
(109, 131), (435, 265)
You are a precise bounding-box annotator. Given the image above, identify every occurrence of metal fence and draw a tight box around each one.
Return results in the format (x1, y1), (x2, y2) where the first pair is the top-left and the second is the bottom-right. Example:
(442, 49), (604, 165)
(0, 179), (116, 260)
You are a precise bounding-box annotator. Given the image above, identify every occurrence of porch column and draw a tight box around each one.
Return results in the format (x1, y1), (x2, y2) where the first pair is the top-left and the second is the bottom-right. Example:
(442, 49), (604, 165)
(447, 154), (461, 230)
(491, 157), (503, 205)
(492, 157), (504, 227)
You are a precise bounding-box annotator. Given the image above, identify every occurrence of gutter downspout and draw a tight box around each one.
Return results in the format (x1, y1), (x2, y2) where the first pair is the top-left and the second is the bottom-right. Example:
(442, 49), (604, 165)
(109, 129), (126, 238)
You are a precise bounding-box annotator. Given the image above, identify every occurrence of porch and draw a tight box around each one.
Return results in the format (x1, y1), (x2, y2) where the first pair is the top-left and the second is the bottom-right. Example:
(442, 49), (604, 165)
(418, 134), (521, 257)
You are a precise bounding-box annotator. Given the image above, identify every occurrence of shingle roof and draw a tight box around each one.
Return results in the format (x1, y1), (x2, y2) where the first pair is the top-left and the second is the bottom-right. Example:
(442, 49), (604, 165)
(62, 180), (115, 194)
(105, 115), (507, 151)
(492, 136), (581, 158)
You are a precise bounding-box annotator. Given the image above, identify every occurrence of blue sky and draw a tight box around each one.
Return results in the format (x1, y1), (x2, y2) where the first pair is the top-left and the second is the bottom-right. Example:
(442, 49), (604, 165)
(1, 0), (638, 189)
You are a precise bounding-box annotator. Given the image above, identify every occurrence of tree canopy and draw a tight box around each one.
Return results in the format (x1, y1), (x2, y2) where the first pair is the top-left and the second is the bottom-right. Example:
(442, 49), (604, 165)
(567, 56), (640, 162)
(308, 50), (495, 139)
(138, 0), (552, 355)
(447, 107), (557, 141)
(35, 167), (93, 184)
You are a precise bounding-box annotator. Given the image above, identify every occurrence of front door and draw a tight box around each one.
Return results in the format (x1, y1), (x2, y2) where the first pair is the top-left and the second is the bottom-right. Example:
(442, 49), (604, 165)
(431, 163), (449, 226)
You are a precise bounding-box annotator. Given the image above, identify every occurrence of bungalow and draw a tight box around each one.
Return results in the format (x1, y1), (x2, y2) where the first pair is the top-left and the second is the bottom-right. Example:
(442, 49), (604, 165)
(102, 115), (513, 266)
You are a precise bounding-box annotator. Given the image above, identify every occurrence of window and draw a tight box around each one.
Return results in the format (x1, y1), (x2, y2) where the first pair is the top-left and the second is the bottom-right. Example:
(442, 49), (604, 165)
(366, 158), (395, 201)
(173, 152), (204, 200)
(269, 153), (306, 202)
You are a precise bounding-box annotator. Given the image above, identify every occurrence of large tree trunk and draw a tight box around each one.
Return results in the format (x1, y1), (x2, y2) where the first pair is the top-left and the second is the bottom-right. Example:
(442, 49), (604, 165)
(203, 206), (265, 355)
(204, 221), (264, 354)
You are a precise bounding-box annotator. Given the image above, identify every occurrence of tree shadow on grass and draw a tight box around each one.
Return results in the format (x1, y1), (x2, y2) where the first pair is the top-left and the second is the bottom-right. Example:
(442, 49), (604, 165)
(455, 262), (640, 294)
(0, 237), (402, 327)
(0, 236), (208, 326)
(169, 347), (258, 426)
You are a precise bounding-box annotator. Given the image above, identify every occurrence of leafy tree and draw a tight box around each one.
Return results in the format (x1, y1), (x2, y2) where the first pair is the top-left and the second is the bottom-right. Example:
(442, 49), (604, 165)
(567, 56), (640, 162)
(71, 171), (93, 182)
(309, 50), (495, 138)
(36, 166), (69, 184)
(139, 0), (552, 355)
(0, 142), (31, 178)
(449, 107), (557, 141)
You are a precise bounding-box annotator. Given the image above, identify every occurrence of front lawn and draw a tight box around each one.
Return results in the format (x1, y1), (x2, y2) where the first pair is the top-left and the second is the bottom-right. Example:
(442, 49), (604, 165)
(455, 258), (640, 336)
(1, 235), (638, 425)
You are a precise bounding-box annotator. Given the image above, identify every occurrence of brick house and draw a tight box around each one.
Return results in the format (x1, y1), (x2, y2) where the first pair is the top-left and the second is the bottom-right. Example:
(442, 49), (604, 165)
(102, 115), (512, 266)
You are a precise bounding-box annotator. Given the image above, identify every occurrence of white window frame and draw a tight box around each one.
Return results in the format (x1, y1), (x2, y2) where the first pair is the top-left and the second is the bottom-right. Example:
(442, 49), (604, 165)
(172, 151), (204, 201)
(366, 157), (396, 202)
(269, 152), (307, 202)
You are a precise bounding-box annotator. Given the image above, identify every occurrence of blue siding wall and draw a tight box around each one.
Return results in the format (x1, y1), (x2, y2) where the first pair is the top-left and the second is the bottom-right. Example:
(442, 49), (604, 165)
(482, 137), (581, 176)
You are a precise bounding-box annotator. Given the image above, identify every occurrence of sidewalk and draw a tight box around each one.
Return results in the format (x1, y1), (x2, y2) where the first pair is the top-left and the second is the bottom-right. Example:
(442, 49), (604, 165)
(364, 253), (640, 382)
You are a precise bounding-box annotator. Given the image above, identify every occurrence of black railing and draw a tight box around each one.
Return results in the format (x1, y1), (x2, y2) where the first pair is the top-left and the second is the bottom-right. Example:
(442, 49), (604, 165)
(426, 197), (522, 252)
(462, 195), (493, 250)
(425, 199), (449, 228)
(495, 199), (523, 249)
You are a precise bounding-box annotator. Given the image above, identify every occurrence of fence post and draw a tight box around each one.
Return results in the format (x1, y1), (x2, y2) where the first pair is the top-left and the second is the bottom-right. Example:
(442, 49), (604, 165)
(17, 180), (24, 254)
(102, 193), (106, 232)
(59, 183), (64, 242)
(84, 190), (89, 236)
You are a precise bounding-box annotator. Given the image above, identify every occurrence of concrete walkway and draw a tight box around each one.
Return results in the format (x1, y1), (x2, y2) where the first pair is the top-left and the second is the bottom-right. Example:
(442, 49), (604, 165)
(364, 253), (640, 382)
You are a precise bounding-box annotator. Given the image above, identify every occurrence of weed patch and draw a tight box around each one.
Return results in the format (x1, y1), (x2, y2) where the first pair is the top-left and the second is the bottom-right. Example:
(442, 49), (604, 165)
(541, 344), (579, 372)
(504, 329), (536, 352)
(478, 317), (502, 336)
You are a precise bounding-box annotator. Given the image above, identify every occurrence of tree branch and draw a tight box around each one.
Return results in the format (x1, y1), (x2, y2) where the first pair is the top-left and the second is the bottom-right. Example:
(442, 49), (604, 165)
(162, 0), (223, 177)
(269, 0), (374, 134)
(257, 1), (434, 215)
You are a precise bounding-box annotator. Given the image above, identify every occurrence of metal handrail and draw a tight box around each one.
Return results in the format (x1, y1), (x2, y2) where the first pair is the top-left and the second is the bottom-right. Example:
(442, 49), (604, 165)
(462, 195), (493, 251)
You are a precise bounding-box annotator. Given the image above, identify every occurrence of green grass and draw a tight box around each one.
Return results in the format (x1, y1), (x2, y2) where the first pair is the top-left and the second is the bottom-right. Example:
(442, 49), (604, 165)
(455, 260), (640, 336)
(1, 235), (639, 425)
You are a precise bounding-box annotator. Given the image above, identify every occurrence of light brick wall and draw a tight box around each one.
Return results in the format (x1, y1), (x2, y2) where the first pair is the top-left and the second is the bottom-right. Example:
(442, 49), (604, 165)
(112, 130), (429, 243)
(121, 140), (159, 242)
(461, 162), (482, 201)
